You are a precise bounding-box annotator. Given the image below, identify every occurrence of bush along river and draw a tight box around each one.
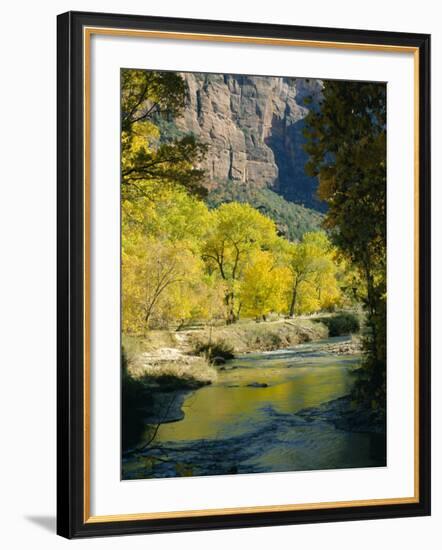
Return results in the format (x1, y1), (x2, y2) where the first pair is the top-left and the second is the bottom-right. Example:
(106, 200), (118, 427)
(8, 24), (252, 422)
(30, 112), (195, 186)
(122, 336), (386, 479)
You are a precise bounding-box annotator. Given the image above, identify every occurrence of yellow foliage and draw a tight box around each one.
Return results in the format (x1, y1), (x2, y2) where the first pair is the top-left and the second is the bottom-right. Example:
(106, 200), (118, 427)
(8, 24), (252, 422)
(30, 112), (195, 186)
(120, 168), (348, 329)
(240, 251), (291, 319)
(122, 183), (210, 251)
(284, 231), (342, 316)
(201, 202), (279, 322)
(122, 237), (200, 332)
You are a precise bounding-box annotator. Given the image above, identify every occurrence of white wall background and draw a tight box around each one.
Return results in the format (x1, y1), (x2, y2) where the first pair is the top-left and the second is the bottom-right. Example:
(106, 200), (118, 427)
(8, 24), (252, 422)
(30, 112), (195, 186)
(0, 0), (439, 548)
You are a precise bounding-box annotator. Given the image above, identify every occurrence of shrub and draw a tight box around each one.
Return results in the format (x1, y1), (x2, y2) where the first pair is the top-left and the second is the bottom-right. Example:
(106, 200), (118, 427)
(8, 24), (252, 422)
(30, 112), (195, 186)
(324, 312), (360, 336)
(193, 339), (235, 362)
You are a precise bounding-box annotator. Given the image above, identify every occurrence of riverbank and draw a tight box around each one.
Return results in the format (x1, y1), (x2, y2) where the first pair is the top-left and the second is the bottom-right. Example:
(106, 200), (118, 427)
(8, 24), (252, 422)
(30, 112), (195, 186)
(122, 318), (363, 454)
(124, 317), (331, 385)
(127, 347), (217, 388)
(187, 318), (329, 354)
(122, 337), (386, 479)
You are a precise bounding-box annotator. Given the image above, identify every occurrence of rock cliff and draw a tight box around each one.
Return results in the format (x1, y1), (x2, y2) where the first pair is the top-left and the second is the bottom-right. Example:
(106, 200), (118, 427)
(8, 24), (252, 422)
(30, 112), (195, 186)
(176, 73), (323, 210)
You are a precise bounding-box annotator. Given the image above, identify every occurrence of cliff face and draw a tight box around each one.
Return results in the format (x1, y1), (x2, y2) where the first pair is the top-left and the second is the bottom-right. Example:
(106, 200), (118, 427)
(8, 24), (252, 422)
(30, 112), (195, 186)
(176, 73), (323, 209)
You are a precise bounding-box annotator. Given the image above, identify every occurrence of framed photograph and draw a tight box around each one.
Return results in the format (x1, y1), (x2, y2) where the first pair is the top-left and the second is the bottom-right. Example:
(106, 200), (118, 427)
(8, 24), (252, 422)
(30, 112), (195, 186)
(57, 11), (431, 538)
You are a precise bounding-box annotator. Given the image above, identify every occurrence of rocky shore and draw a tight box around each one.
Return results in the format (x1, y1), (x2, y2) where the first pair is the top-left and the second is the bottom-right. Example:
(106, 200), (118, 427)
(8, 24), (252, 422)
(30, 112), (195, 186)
(123, 321), (365, 456)
(320, 337), (362, 356)
(124, 318), (330, 388)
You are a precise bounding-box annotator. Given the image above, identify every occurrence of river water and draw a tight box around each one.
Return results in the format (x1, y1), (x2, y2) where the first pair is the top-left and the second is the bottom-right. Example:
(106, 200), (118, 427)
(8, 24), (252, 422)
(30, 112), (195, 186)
(122, 337), (386, 479)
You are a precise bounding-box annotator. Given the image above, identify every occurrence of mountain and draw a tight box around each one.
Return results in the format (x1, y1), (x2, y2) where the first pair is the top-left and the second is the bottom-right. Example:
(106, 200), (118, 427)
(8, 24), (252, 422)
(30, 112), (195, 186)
(175, 73), (324, 214)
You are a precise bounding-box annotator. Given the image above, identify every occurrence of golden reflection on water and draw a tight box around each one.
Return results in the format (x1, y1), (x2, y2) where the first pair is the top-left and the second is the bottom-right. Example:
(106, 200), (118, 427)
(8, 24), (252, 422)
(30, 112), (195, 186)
(155, 353), (357, 442)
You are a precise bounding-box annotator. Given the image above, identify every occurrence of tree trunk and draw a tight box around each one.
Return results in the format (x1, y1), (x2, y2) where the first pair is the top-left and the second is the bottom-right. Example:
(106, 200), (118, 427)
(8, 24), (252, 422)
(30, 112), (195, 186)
(363, 260), (378, 360)
(289, 285), (298, 318)
(225, 291), (237, 324)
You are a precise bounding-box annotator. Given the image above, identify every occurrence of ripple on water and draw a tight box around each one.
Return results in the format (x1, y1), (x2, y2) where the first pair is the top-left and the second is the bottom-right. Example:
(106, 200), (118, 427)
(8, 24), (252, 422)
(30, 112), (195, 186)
(122, 337), (384, 479)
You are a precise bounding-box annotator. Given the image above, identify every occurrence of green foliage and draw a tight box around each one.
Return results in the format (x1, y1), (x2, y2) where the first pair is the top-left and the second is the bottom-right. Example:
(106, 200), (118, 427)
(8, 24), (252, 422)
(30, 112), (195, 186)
(321, 312), (360, 337)
(120, 70), (357, 336)
(121, 69), (208, 200)
(121, 69), (186, 132)
(303, 80), (386, 405)
(206, 184), (323, 241)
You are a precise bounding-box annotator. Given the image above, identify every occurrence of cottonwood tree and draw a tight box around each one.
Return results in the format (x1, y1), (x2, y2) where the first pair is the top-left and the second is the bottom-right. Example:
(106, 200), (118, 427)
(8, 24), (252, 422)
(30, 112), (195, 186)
(283, 232), (341, 316)
(202, 202), (278, 323)
(122, 238), (202, 333)
(240, 250), (290, 320)
(121, 69), (207, 200)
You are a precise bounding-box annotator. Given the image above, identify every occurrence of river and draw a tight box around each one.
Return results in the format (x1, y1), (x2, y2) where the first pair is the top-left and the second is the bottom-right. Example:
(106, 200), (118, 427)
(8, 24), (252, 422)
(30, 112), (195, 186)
(122, 336), (386, 479)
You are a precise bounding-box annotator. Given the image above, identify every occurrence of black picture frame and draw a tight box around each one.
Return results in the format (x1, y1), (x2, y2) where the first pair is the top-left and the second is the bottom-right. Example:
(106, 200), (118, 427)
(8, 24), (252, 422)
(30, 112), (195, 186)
(57, 10), (431, 539)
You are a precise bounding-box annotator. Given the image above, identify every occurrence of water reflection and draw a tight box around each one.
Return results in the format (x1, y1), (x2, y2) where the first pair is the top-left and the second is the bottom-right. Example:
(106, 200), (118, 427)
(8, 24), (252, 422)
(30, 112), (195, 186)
(123, 338), (386, 479)
(156, 348), (355, 442)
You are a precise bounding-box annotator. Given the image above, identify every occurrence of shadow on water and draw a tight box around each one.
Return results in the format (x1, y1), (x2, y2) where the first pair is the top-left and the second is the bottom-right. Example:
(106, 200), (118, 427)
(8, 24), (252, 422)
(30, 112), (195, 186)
(123, 337), (386, 480)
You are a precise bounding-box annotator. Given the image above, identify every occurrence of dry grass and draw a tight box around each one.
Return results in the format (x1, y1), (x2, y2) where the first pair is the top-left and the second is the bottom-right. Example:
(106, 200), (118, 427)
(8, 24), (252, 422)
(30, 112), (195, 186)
(123, 318), (328, 387)
(188, 319), (328, 354)
(127, 347), (217, 386)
